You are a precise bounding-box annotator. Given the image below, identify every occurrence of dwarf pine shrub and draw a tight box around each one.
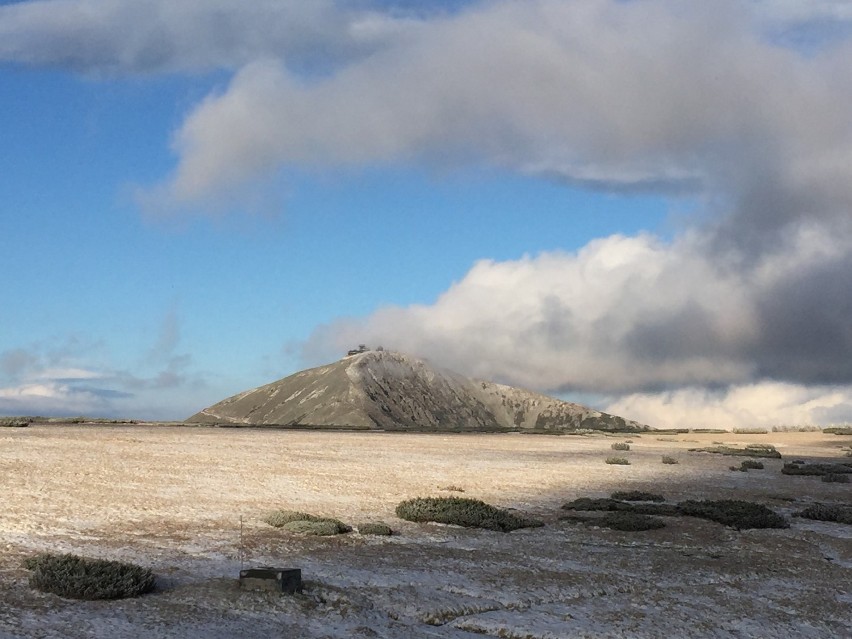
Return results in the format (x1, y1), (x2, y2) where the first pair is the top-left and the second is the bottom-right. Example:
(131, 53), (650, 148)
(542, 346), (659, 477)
(357, 522), (394, 536)
(24, 553), (155, 600)
(795, 503), (852, 525)
(661, 455), (678, 464)
(822, 473), (850, 483)
(605, 457), (630, 465)
(610, 491), (665, 502)
(263, 510), (351, 534)
(677, 499), (788, 530)
(282, 520), (344, 536)
(598, 512), (666, 531)
(611, 442), (631, 451)
(395, 497), (542, 532)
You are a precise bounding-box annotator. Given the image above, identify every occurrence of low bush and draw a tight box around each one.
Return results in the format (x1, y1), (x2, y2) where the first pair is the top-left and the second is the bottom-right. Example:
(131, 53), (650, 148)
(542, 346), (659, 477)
(782, 462), (852, 476)
(597, 512), (666, 531)
(610, 442), (631, 451)
(263, 510), (317, 527)
(795, 503), (852, 525)
(438, 485), (465, 493)
(282, 520), (345, 536)
(824, 426), (852, 435)
(733, 428), (768, 434)
(0, 418), (30, 427)
(610, 491), (665, 502)
(357, 522), (394, 536)
(562, 497), (679, 516)
(677, 499), (788, 530)
(731, 459), (763, 472)
(688, 445), (781, 459)
(263, 510), (351, 534)
(395, 497), (543, 532)
(24, 553), (155, 600)
(605, 457), (630, 465)
(661, 455), (679, 465)
(822, 473), (850, 483)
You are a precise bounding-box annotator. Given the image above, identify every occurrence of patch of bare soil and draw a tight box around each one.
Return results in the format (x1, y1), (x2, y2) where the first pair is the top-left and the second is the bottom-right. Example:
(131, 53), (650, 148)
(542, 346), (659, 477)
(1, 426), (850, 638)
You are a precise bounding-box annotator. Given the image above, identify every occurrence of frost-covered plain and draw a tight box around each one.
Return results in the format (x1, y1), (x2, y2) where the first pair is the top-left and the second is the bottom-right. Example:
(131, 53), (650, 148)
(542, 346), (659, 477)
(1, 426), (850, 638)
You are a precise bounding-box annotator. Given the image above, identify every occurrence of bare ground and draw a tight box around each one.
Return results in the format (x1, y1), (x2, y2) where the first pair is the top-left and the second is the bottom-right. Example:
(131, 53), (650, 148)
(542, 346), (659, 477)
(1, 426), (850, 638)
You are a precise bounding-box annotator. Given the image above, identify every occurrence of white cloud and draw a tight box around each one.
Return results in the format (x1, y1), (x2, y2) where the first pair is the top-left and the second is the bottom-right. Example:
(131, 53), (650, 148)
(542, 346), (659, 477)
(0, 0), (402, 74)
(304, 226), (849, 388)
(606, 382), (852, 429)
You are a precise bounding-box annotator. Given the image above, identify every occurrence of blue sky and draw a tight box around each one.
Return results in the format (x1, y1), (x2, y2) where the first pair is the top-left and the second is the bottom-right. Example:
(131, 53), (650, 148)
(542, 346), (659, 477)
(3, 0), (852, 427)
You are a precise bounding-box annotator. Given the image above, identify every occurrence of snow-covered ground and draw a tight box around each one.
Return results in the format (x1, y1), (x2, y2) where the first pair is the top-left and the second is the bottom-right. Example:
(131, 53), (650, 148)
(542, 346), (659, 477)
(1, 426), (850, 638)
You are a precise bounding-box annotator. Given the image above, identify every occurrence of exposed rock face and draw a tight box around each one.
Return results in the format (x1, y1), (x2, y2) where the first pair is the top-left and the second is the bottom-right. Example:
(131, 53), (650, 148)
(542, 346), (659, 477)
(187, 351), (648, 432)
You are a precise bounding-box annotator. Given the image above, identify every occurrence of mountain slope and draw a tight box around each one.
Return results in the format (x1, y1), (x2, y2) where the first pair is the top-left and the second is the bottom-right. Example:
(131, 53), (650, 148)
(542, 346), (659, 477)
(187, 351), (648, 432)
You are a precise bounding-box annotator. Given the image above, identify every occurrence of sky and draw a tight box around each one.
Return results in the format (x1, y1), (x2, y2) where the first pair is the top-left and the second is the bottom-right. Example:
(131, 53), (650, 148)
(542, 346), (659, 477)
(3, 0), (852, 428)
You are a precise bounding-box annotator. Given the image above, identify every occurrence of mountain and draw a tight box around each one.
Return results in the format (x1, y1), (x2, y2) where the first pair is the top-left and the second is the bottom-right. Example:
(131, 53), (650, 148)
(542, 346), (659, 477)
(186, 350), (648, 432)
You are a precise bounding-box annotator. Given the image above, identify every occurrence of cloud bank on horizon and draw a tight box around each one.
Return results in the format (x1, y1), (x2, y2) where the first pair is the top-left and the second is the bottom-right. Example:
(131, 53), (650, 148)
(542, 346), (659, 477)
(3, 0), (852, 427)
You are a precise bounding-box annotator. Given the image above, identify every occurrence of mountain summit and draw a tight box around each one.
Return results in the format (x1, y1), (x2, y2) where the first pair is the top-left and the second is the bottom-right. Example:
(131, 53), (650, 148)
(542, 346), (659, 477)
(187, 350), (648, 432)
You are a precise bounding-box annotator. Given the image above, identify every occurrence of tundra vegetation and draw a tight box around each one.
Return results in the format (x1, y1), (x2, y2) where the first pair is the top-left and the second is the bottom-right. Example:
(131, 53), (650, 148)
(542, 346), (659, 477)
(24, 553), (155, 600)
(263, 510), (352, 535)
(395, 497), (543, 532)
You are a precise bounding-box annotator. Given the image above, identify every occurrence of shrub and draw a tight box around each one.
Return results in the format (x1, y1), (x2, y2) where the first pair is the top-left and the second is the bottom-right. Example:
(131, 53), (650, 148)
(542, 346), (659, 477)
(782, 462), (852, 476)
(822, 473), (850, 483)
(597, 512), (666, 531)
(23, 553), (155, 600)
(677, 500), (788, 530)
(824, 427), (852, 435)
(795, 503), (852, 525)
(688, 445), (781, 459)
(610, 491), (665, 502)
(263, 510), (317, 527)
(741, 460), (765, 470)
(0, 418), (30, 427)
(395, 497), (543, 532)
(605, 457), (630, 465)
(733, 428), (768, 434)
(562, 498), (679, 516)
(263, 510), (351, 533)
(611, 442), (631, 451)
(357, 522), (394, 536)
(438, 485), (465, 493)
(282, 520), (345, 536)
(661, 455), (678, 465)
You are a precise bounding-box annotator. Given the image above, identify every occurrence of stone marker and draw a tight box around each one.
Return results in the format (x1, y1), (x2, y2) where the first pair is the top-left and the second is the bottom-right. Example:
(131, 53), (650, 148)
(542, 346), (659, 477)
(239, 567), (302, 594)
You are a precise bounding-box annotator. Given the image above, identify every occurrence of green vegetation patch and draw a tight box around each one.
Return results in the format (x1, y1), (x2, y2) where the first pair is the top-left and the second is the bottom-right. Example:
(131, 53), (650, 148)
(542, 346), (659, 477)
(661, 455), (679, 465)
(562, 497), (679, 517)
(824, 427), (852, 435)
(357, 522), (394, 536)
(731, 459), (765, 471)
(564, 497), (787, 529)
(395, 497), (543, 532)
(24, 553), (155, 600)
(282, 520), (346, 536)
(263, 509), (352, 534)
(794, 503), (852, 525)
(598, 512), (667, 531)
(610, 491), (665, 502)
(610, 442), (631, 451)
(605, 457), (630, 465)
(781, 461), (852, 476)
(0, 418), (30, 427)
(678, 499), (788, 530)
(733, 428), (768, 434)
(688, 444), (781, 459)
